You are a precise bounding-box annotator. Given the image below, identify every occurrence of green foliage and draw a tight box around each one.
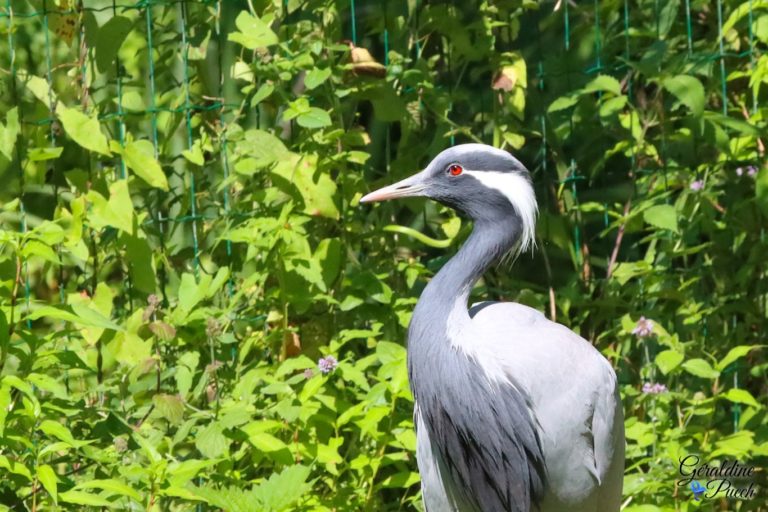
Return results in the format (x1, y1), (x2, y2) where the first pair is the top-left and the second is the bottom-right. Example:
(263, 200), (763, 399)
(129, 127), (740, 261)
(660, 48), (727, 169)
(0, 0), (766, 511)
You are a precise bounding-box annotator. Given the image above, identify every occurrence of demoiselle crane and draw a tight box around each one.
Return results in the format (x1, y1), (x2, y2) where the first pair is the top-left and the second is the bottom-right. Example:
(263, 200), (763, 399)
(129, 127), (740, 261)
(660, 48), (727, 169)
(361, 144), (624, 512)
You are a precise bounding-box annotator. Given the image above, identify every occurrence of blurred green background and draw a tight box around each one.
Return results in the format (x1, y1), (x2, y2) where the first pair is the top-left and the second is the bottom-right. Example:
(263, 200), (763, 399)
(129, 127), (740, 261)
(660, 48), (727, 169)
(0, 0), (766, 510)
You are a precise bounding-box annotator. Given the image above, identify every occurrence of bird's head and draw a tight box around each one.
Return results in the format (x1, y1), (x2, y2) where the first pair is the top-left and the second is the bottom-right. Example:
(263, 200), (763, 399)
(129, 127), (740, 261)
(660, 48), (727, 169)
(361, 143), (538, 252)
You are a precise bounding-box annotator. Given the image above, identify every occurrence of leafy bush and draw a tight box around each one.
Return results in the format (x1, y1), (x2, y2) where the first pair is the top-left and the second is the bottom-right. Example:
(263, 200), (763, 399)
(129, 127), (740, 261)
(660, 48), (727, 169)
(0, 0), (766, 510)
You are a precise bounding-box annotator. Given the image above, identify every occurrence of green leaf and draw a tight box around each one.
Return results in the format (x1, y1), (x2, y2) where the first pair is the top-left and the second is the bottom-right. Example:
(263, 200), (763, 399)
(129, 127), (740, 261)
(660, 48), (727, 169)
(167, 459), (219, 488)
(252, 465), (311, 511)
(305, 67), (331, 89)
(251, 82), (275, 106)
(286, 257), (327, 292)
(721, 0), (768, 38)
(149, 321), (177, 341)
(624, 420), (655, 447)
(236, 129), (290, 172)
(315, 238), (342, 287)
(85, 180), (135, 234)
(705, 111), (761, 136)
(657, 0), (680, 37)
(37, 464), (58, 504)
(547, 94), (579, 112)
(182, 140), (205, 166)
(95, 16), (132, 73)
(27, 373), (68, 400)
(721, 388), (761, 408)
(0, 455), (32, 480)
(27, 146), (63, 161)
(0, 107), (20, 161)
(189, 485), (253, 512)
(1, 375), (40, 416)
(22, 240), (59, 264)
(717, 345), (762, 371)
(18, 71), (57, 105)
(246, 431), (288, 453)
(112, 332), (153, 365)
(712, 430), (754, 457)
(0, 385), (11, 437)
(228, 12), (278, 50)
(663, 75), (705, 116)
(756, 166), (768, 216)
(188, 30), (211, 60)
(153, 393), (185, 425)
(599, 96), (627, 119)
(682, 358), (720, 379)
(27, 305), (122, 331)
(39, 420), (84, 447)
(643, 204), (678, 233)
(175, 352), (199, 398)
(583, 75), (622, 96)
(196, 422), (230, 459)
(119, 90), (145, 112)
(655, 350), (684, 375)
(178, 272), (207, 313)
(59, 490), (113, 507)
(623, 506), (662, 512)
(132, 432), (161, 463)
(121, 233), (156, 293)
(122, 139), (169, 190)
(296, 107), (332, 129)
(271, 154), (338, 218)
(58, 106), (110, 155)
(70, 302), (122, 331)
(74, 479), (141, 501)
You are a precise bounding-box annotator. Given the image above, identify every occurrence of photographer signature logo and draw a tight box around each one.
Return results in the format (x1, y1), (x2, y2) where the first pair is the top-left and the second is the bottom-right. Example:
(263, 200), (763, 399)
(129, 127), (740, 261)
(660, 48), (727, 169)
(689, 480), (706, 500)
(677, 455), (759, 500)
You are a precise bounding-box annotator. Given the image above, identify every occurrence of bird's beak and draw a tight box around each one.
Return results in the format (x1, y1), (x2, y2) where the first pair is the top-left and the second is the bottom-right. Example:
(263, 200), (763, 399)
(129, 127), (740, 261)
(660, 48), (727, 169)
(360, 170), (429, 203)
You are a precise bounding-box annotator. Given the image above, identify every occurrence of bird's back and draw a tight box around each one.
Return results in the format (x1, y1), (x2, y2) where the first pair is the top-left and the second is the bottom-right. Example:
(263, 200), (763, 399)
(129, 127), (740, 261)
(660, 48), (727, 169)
(467, 301), (625, 511)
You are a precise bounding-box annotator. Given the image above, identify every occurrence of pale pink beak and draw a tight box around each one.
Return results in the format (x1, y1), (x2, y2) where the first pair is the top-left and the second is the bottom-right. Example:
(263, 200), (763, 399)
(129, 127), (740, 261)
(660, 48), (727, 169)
(360, 170), (429, 203)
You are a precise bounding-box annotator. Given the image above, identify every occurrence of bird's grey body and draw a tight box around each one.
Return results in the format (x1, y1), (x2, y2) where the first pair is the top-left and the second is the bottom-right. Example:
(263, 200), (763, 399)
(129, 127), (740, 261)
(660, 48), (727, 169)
(414, 301), (624, 512)
(361, 144), (624, 512)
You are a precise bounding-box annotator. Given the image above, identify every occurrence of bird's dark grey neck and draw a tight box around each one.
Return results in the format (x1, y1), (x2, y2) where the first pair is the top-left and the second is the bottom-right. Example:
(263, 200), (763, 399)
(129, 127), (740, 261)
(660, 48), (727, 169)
(406, 215), (547, 512)
(412, 217), (521, 325)
(407, 216), (522, 374)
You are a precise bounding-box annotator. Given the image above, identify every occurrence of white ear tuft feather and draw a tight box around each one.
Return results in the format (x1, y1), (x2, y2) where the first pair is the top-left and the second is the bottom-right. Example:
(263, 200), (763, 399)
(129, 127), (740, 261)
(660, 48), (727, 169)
(463, 170), (538, 254)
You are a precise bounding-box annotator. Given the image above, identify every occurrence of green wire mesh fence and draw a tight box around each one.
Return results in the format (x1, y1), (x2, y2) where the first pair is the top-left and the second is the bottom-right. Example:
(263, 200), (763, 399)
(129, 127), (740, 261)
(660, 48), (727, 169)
(2, 0), (765, 414)
(3, 0), (762, 290)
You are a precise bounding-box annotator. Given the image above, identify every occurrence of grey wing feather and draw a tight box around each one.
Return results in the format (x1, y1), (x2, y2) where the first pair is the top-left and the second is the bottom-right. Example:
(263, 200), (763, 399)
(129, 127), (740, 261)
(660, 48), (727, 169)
(416, 354), (547, 512)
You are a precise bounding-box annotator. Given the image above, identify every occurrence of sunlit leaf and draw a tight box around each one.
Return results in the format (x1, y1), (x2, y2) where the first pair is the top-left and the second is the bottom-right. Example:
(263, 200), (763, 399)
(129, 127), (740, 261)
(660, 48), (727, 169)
(58, 106), (111, 155)
(663, 75), (705, 116)
(643, 204), (678, 233)
(722, 388), (761, 408)
(96, 16), (133, 73)
(122, 139), (169, 190)
(296, 107), (332, 129)
(196, 422), (230, 459)
(0, 107), (20, 161)
(37, 464), (58, 504)
(228, 12), (278, 49)
(305, 67), (331, 90)
(682, 358), (720, 379)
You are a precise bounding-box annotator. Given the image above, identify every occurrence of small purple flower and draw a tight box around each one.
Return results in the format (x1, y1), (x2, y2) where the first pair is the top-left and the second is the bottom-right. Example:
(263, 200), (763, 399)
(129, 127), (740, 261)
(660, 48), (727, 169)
(632, 316), (654, 339)
(642, 382), (668, 395)
(747, 166), (757, 177)
(303, 368), (314, 379)
(689, 180), (704, 191)
(317, 355), (338, 374)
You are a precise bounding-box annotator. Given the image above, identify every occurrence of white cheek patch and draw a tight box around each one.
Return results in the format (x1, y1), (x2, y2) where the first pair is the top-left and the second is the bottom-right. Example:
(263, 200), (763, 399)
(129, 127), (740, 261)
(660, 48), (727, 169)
(463, 170), (538, 253)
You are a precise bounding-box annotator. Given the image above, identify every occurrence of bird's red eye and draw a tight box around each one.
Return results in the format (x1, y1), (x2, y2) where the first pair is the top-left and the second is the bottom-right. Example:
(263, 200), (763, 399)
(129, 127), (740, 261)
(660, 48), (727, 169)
(448, 164), (463, 176)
